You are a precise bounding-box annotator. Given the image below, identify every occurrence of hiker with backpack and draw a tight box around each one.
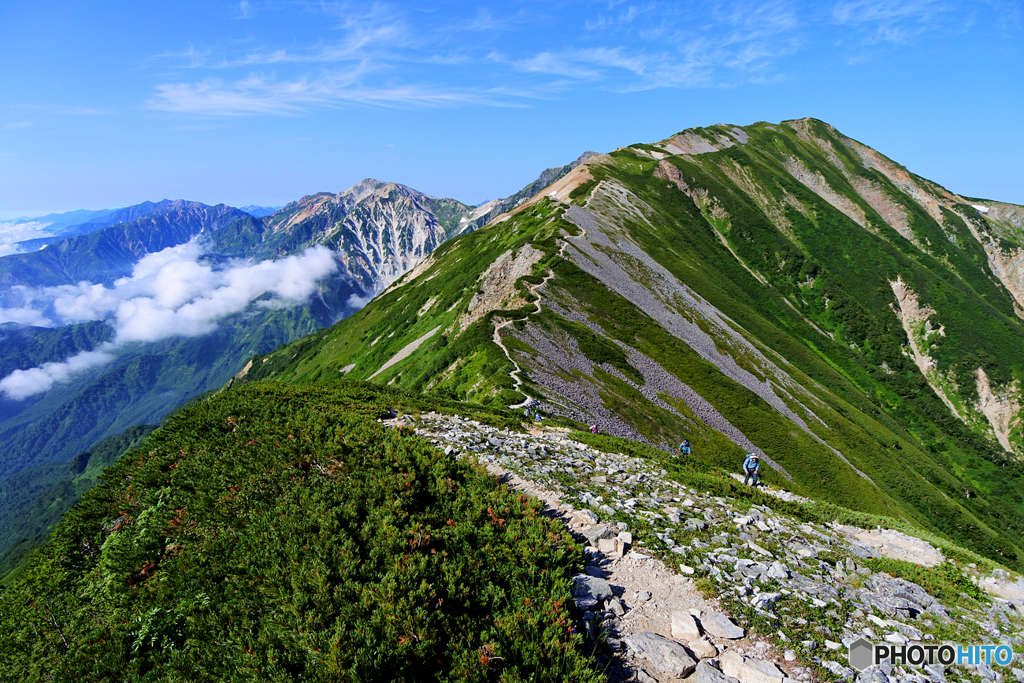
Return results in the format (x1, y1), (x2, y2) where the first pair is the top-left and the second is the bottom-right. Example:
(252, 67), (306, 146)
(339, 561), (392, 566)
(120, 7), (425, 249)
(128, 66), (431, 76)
(678, 439), (691, 457)
(743, 453), (760, 487)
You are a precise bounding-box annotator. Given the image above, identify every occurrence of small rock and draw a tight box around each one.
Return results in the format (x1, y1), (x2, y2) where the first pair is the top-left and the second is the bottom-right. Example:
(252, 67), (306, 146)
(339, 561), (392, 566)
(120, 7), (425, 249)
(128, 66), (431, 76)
(784, 650), (796, 662)
(690, 637), (718, 660)
(720, 650), (785, 683)
(701, 611), (745, 639)
(671, 611), (702, 642)
(580, 509), (600, 525)
(572, 574), (613, 611)
(582, 524), (615, 547)
(637, 590), (653, 602)
(598, 537), (619, 557)
(752, 592), (781, 610)
(680, 564), (696, 575)
(821, 661), (854, 679)
(607, 597), (626, 616)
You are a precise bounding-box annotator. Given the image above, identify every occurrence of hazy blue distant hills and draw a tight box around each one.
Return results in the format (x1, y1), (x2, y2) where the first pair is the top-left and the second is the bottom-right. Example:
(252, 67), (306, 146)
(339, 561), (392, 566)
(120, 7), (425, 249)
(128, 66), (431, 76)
(239, 204), (282, 217)
(0, 201), (253, 293)
(5, 208), (115, 235)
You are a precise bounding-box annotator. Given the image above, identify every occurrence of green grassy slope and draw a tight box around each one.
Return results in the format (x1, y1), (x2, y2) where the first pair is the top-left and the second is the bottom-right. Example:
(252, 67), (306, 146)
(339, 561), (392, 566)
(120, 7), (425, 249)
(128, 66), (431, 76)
(0, 382), (596, 682)
(0, 424), (156, 584)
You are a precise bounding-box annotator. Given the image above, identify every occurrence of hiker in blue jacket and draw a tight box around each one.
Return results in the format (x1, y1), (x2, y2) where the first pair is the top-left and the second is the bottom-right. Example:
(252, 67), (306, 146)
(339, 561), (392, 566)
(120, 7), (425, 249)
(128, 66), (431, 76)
(678, 439), (691, 457)
(742, 453), (760, 487)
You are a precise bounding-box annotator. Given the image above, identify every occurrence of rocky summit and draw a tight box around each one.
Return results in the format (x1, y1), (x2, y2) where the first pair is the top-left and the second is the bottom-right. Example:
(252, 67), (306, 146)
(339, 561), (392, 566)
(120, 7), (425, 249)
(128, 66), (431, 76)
(403, 410), (1024, 683)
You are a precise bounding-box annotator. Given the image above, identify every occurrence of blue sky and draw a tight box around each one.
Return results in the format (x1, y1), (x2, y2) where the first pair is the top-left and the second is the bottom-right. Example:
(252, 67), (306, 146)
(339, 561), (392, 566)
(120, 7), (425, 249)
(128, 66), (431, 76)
(1, 0), (1021, 217)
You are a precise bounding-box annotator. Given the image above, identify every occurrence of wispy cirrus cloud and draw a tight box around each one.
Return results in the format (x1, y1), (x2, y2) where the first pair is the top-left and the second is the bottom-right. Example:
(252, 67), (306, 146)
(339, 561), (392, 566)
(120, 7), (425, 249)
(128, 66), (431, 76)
(146, 71), (517, 115)
(1, 120), (34, 131)
(831, 0), (954, 43)
(144, 0), (980, 116)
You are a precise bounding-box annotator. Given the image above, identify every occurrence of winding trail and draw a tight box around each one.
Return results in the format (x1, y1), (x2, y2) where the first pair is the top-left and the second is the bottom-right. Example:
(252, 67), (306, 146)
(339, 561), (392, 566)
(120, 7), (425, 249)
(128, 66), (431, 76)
(491, 237), (573, 409)
(492, 268), (557, 408)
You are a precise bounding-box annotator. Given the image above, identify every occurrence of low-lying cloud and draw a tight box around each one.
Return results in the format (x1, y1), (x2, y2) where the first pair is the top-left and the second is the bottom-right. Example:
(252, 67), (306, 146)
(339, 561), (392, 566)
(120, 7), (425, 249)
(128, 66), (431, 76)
(0, 220), (54, 257)
(0, 240), (339, 399)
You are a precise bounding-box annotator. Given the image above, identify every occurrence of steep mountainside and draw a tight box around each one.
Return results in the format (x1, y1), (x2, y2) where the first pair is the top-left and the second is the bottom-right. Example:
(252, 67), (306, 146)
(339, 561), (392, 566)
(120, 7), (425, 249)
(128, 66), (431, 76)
(0, 160), (587, 564)
(243, 119), (1024, 568)
(0, 424), (155, 582)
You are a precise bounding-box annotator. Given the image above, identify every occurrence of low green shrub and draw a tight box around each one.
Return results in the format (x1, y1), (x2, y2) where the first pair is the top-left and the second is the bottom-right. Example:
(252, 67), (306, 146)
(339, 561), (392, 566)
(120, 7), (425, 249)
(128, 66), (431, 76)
(864, 557), (988, 605)
(0, 382), (599, 683)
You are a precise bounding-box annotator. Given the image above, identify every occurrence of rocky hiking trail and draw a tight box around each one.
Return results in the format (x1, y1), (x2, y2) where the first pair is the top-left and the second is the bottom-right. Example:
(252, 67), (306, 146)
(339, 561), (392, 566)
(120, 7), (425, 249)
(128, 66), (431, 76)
(491, 266), (558, 409)
(385, 412), (1024, 683)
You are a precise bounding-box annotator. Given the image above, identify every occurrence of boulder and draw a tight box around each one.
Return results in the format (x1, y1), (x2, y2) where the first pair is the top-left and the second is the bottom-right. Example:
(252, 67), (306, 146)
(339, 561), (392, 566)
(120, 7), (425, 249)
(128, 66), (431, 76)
(623, 631), (697, 678)
(701, 611), (745, 639)
(689, 637), (719, 659)
(582, 524), (615, 547)
(598, 537), (619, 557)
(571, 574), (612, 611)
(692, 660), (741, 683)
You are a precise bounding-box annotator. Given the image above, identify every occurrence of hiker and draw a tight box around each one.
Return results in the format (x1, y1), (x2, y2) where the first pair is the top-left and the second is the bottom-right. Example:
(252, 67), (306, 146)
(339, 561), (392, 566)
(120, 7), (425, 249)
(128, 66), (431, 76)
(742, 453), (760, 487)
(678, 439), (691, 457)
(524, 407), (532, 419)
(589, 423), (599, 434)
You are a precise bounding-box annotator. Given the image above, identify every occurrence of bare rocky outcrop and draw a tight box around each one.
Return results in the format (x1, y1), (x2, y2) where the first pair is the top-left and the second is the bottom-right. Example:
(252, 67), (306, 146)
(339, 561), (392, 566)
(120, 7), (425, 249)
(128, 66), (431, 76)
(888, 276), (960, 416)
(890, 277), (1022, 454)
(973, 368), (1022, 454)
(849, 176), (916, 243)
(661, 131), (735, 156)
(454, 244), (545, 333)
(782, 157), (868, 228)
(846, 143), (952, 226)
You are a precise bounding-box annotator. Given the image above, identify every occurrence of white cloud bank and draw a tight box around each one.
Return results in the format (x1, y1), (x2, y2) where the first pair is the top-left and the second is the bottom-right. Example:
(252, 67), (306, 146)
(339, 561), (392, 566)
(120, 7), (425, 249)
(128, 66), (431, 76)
(0, 220), (54, 257)
(0, 240), (338, 399)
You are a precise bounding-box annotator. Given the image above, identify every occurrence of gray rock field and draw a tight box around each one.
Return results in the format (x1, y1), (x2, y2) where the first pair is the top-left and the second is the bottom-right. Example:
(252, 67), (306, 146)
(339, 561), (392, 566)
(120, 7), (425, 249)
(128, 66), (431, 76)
(387, 411), (1024, 683)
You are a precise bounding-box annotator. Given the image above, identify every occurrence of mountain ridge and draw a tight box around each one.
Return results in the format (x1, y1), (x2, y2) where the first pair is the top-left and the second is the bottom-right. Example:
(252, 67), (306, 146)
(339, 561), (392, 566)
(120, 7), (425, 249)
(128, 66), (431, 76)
(241, 117), (1024, 567)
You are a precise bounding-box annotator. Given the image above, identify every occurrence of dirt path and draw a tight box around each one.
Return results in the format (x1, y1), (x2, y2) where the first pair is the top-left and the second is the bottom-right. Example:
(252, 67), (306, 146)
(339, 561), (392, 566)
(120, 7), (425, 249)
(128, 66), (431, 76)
(479, 458), (795, 683)
(491, 252), (562, 409)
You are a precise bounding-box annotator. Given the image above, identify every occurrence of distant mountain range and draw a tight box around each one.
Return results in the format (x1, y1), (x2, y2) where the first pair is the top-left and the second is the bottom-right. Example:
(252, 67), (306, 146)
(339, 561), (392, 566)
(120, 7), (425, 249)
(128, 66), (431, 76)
(238, 205), (282, 218)
(0, 156), (592, 569)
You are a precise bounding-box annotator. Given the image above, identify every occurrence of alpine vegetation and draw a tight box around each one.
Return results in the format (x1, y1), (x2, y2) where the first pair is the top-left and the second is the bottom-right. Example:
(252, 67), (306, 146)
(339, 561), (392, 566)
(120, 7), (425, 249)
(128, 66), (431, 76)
(3, 118), (1024, 682)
